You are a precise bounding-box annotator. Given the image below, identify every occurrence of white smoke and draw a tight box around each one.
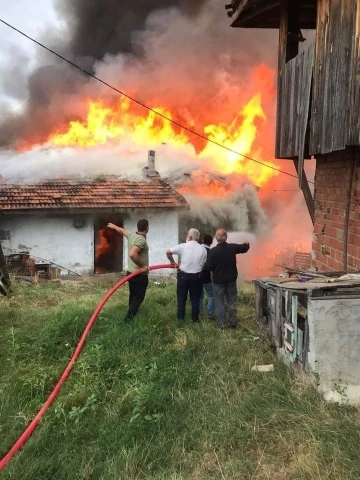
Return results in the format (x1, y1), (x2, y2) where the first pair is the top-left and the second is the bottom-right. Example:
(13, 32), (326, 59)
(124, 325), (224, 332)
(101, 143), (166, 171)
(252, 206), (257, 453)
(0, 142), (271, 239)
(181, 186), (270, 237)
(0, 142), (198, 181)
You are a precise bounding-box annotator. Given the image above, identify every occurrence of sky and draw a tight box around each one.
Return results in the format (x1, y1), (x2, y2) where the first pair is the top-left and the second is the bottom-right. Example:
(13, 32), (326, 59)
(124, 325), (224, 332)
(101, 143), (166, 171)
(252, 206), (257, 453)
(0, 0), (59, 110)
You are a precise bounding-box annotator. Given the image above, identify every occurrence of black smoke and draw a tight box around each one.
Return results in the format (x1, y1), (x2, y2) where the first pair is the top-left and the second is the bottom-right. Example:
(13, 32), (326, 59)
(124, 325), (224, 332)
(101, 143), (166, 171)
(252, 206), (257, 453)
(0, 0), (209, 149)
(57, 0), (209, 60)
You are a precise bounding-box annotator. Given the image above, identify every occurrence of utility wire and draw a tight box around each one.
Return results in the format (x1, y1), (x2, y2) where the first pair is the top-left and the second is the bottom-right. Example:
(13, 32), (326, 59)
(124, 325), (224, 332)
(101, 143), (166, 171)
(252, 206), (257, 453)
(0, 18), (312, 183)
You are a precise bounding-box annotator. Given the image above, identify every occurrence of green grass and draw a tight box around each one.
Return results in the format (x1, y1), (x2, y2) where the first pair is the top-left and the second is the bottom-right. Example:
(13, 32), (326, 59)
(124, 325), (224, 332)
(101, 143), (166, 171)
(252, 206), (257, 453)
(1, 279), (360, 479)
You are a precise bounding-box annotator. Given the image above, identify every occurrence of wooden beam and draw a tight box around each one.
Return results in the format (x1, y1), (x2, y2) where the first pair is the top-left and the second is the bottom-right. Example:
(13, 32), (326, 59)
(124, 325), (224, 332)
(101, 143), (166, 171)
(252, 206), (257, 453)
(231, 0), (316, 28)
(276, 0), (289, 158)
(343, 149), (357, 271)
(230, 0), (255, 26)
(292, 159), (315, 224)
(0, 242), (10, 296)
(275, 288), (283, 348)
(231, 0), (280, 26)
(287, 0), (301, 62)
(297, 44), (315, 187)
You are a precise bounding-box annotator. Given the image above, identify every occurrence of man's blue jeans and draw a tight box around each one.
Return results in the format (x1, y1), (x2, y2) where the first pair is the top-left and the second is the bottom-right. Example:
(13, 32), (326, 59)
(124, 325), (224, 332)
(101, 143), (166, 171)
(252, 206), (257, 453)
(200, 282), (215, 317)
(213, 281), (238, 328)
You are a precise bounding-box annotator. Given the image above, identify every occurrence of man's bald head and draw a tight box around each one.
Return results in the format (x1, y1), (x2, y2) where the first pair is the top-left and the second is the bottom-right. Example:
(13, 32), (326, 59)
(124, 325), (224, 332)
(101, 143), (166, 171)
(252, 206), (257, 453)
(216, 229), (227, 243)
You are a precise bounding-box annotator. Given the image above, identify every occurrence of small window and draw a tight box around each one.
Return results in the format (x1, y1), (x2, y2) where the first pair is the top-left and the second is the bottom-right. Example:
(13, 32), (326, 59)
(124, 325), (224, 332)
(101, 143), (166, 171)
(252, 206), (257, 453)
(0, 230), (10, 241)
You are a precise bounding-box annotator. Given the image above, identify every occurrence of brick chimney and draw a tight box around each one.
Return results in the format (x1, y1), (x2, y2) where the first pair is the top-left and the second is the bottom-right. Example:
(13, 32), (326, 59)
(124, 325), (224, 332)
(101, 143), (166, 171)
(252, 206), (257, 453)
(148, 150), (156, 172)
(142, 150), (160, 180)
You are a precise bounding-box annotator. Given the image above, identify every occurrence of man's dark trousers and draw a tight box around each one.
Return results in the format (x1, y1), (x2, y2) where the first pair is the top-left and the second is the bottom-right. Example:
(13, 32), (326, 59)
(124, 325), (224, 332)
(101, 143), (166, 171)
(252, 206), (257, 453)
(213, 281), (238, 328)
(125, 272), (149, 321)
(177, 271), (202, 321)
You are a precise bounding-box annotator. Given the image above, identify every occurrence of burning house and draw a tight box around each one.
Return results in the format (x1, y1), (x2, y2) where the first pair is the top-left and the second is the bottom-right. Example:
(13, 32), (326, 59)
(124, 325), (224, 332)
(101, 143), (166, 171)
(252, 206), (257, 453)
(0, 152), (189, 275)
(0, 0), (316, 281)
(227, 0), (360, 403)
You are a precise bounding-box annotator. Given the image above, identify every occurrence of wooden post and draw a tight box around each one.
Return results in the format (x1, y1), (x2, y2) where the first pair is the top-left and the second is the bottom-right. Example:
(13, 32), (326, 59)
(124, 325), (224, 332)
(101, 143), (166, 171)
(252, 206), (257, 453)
(0, 242), (10, 296)
(277, 1), (314, 223)
(277, 0), (300, 158)
(275, 288), (282, 348)
(286, 0), (300, 62)
(255, 283), (263, 320)
(343, 148), (357, 271)
(293, 159), (315, 224)
(275, 0), (288, 158)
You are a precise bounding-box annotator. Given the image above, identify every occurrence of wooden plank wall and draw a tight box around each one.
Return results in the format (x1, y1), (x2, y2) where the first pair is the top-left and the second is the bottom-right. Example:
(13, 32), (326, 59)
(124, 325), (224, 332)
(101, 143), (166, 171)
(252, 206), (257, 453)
(348, 1), (360, 145)
(310, 0), (357, 154)
(276, 0), (360, 158)
(277, 43), (315, 160)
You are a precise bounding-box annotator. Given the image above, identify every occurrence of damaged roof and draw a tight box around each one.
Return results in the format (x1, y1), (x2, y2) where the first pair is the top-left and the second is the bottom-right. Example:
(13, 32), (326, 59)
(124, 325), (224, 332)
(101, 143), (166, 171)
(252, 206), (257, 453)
(0, 178), (189, 214)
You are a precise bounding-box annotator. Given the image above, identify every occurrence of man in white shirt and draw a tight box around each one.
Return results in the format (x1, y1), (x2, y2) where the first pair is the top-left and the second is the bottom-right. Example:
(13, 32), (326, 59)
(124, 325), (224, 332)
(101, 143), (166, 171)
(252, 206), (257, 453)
(166, 228), (207, 322)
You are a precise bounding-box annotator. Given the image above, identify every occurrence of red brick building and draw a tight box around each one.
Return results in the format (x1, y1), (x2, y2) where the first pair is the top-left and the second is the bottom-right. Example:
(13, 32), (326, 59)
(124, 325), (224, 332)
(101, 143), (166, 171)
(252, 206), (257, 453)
(227, 0), (360, 272)
(313, 151), (360, 271)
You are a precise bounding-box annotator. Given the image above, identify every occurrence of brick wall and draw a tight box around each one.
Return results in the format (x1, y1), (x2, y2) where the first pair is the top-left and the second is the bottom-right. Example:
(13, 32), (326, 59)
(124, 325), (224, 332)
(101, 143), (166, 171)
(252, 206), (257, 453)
(312, 148), (360, 272)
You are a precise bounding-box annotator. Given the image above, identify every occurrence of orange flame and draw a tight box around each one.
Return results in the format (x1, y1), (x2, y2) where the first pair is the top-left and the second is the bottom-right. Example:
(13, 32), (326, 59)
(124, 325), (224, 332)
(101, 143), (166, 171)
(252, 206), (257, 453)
(47, 91), (279, 189)
(48, 98), (188, 149)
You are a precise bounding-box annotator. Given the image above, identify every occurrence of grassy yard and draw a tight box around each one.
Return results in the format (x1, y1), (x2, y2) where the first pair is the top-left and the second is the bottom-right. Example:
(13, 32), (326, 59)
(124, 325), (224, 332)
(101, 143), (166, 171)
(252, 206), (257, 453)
(1, 278), (360, 479)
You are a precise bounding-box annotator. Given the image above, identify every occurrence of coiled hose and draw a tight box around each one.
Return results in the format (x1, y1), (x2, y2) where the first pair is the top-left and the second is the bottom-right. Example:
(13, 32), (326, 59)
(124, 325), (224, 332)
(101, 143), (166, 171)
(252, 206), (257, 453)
(0, 264), (174, 471)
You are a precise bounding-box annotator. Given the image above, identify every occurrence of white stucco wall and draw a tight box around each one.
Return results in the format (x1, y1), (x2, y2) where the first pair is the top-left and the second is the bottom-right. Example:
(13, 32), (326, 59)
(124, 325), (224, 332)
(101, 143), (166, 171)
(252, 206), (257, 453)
(1, 215), (94, 274)
(123, 211), (179, 275)
(1, 210), (180, 276)
(307, 296), (360, 404)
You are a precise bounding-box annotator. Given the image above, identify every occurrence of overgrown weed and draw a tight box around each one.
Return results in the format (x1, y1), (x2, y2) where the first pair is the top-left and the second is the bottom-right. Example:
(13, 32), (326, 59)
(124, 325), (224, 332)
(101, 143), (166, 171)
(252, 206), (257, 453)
(0, 280), (359, 479)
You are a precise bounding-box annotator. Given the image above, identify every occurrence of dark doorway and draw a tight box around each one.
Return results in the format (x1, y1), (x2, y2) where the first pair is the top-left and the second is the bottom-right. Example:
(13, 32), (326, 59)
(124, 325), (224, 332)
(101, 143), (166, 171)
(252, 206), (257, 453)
(94, 216), (123, 274)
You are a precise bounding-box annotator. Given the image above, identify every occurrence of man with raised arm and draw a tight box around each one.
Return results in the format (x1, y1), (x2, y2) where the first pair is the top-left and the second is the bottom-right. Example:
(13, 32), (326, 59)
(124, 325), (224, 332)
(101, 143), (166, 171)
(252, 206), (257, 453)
(204, 229), (250, 330)
(107, 219), (149, 323)
(166, 228), (207, 323)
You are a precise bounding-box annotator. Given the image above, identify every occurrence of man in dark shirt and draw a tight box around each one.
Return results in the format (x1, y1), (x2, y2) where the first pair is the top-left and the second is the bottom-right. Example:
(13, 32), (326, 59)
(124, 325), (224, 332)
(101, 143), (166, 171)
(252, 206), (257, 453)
(204, 229), (250, 329)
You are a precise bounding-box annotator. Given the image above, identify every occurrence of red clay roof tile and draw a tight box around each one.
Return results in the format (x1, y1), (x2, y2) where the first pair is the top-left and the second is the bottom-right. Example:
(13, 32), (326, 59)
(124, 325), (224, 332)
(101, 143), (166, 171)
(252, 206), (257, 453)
(0, 178), (189, 212)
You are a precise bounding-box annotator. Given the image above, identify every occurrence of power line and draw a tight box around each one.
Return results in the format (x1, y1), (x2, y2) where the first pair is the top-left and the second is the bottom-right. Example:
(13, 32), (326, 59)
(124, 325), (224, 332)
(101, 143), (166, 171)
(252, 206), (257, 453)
(0, 18), (311, 183)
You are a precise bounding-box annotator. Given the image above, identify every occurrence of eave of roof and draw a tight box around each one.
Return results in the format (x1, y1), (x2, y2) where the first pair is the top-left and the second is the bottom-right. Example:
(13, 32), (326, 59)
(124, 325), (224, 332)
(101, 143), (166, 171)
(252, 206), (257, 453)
(230, 0), (316, 30)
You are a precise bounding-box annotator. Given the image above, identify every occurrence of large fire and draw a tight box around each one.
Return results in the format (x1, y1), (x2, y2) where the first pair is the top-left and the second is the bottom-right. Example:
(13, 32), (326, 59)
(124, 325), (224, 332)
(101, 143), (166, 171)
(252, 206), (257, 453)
(46, 80), (278, 190)
(11, 61), (312, 277)
(48, 99), (189, 150)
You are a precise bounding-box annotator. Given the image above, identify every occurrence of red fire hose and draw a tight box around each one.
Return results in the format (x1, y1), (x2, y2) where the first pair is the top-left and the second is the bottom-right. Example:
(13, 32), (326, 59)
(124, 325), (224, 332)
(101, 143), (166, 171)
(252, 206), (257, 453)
(0, 264), (174, 471)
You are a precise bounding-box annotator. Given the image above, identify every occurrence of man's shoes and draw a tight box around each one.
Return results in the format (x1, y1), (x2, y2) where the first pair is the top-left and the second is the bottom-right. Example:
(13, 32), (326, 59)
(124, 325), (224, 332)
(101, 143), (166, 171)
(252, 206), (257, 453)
(229, 325), (237, 330)
(192, 319), (200, 323)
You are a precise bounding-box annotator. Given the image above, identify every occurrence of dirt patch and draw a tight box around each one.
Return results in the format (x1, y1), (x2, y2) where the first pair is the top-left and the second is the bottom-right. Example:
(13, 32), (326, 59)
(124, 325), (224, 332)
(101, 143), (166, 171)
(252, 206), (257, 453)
(36, 299), (60, 308)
